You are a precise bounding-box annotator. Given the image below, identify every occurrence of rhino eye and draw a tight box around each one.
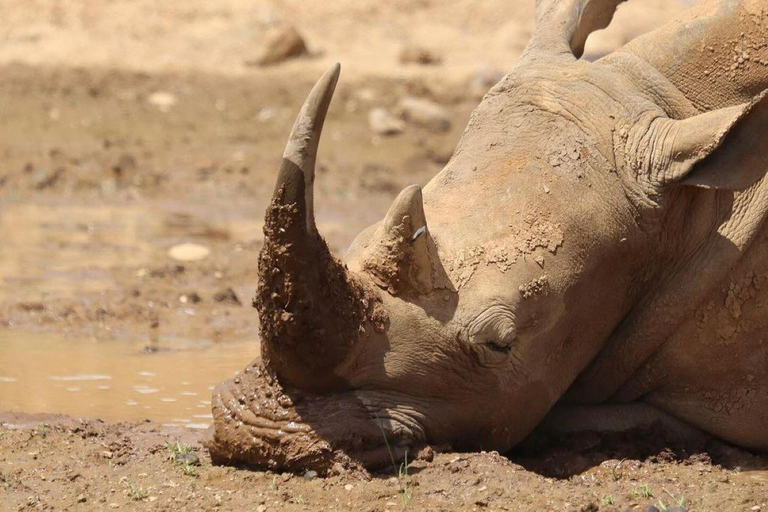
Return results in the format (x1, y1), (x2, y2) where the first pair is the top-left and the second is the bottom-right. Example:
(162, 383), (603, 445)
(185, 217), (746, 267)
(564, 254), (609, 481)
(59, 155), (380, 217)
(485, 339), (512, 354)
(465, 305), (517, 366)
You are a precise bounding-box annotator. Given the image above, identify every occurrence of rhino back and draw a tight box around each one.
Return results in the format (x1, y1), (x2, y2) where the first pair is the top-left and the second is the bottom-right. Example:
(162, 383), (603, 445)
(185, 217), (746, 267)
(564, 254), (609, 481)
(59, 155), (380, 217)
(564, 0), (768, 447)
(620, 0), (768, 110)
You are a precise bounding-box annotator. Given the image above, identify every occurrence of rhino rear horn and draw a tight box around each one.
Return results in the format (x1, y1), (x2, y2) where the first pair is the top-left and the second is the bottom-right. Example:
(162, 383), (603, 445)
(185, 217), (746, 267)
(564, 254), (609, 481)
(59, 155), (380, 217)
(362, 185), (449, 296)
(255, 64), (374, 392)
(527, 0), (625, 59)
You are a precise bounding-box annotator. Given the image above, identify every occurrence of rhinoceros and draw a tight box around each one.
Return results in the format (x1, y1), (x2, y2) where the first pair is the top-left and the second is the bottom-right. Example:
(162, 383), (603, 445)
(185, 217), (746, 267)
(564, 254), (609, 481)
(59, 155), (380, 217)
(204, 0), (768, 472)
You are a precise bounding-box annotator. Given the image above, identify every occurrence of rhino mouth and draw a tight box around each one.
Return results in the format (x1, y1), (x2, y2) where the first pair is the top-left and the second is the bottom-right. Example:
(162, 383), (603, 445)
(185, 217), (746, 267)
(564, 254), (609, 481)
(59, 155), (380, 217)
(204, 358), (422, 474)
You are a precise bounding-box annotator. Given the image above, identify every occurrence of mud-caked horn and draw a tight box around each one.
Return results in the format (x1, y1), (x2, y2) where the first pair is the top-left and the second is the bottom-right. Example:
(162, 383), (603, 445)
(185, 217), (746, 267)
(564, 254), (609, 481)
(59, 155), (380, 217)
(254, 64), (382, 392)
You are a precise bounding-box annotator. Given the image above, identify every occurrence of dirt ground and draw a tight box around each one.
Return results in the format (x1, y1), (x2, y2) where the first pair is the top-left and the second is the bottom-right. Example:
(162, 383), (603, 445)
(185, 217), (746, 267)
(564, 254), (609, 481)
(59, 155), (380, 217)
(1, 0), (767, 510)
(2, 412), (767, 511)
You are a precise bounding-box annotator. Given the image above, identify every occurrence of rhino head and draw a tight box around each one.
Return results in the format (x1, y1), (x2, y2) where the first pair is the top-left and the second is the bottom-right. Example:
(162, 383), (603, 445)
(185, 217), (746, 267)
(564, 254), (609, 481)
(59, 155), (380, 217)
(205, 0), (768, 473)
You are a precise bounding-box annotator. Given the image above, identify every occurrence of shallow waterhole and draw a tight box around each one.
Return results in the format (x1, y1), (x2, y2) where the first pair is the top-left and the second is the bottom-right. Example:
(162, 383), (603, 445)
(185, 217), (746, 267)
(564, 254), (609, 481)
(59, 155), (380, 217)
(0, 200), (263, 304)
(0, 330), (257, 428)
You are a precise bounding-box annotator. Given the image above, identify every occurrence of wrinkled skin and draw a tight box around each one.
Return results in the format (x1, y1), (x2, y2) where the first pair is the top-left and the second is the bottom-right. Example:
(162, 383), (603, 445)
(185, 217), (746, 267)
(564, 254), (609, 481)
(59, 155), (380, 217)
(206, 0), (768, 472)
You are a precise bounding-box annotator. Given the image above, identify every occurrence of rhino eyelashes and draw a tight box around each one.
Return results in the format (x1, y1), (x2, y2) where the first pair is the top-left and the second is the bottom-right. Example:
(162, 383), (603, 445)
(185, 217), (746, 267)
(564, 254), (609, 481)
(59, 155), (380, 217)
(485, 339), (513, 354)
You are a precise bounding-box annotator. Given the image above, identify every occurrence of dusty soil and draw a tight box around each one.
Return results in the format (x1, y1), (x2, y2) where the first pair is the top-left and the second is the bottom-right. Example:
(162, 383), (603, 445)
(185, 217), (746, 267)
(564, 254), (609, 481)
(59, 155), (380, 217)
(2, 412), (767, 511)
(1, 0), (767, 510)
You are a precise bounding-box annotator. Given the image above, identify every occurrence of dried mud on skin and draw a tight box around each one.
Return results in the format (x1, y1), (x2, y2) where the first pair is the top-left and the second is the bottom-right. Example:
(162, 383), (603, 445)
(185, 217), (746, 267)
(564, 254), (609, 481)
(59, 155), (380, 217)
(1, 412), (767, 511)
(0, 66), (766, 512)
(205, 359), (366, 476)
(0, 2), (766, 507)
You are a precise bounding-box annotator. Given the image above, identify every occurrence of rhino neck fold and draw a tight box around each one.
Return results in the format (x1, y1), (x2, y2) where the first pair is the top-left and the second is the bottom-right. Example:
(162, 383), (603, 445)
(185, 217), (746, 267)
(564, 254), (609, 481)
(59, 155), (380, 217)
(567, 180), (768, 404)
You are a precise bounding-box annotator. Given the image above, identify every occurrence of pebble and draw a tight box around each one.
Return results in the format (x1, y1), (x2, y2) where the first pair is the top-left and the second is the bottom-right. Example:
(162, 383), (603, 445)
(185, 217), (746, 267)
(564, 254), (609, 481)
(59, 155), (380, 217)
(179, 292), (202, 304)
(213, 287), (242, 306)
(344, 484), (354, 491)
(251, 25), (308, 67)
(303, 470), (318, 480)
(76, 494), (86, 503)
(642, 506), (660, 512)
(176, 452), (200, 466)
(399, 45), (441, 65)
(147, 91), (177, 113)
(398, 96), (451, 133)
(168, 243), (210, 262)
(368, 108), (404, 136)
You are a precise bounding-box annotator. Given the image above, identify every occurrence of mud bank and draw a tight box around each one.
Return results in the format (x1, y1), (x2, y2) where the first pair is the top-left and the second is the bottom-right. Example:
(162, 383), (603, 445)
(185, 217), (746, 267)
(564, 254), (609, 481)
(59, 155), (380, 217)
(0, 412), (766, 511)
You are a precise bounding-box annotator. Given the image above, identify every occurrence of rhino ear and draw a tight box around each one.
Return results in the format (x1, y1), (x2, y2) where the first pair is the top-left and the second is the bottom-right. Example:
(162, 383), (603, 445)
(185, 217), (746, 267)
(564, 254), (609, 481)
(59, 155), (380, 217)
(361, 185), (447, 296)
(652, 92), (768, 191)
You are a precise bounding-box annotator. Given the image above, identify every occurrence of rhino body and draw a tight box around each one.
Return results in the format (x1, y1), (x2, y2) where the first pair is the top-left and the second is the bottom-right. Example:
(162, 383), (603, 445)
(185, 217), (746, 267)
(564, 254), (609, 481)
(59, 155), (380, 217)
(205, 0), (768, 472)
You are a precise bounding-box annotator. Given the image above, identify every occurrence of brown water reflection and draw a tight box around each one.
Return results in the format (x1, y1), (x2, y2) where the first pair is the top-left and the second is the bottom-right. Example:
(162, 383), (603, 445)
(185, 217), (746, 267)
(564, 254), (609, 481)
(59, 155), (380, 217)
(0, 201), (262, 304)
(0, 331), (257, 428)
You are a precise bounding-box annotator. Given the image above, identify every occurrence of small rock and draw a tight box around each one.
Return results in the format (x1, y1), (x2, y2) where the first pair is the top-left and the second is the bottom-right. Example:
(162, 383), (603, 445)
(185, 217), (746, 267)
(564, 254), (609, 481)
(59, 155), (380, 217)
(34, 168), (65, 190)
(168, 243), (210, 262)
(258, 107), (277, 122)
(148, 91), (177, 113)
(415, 445), (435, 463)
(112, 153), (137, 180)
(179, 293), (202, 305)
(398, 96), (451, 133)
(665, 508), (687, 512)
(368, 108), (404, 136)
(256, 505), (267, 512)
(303, 470), (318, 480)
(250, 25), (308, 67)
(344, 484), (354, 491)
(76, 494), (86, 503)
(399, 45), (441, 65)
(213, 288), (242, 306)
(642, 506), (661, 512)
(176, 452), (200, 466)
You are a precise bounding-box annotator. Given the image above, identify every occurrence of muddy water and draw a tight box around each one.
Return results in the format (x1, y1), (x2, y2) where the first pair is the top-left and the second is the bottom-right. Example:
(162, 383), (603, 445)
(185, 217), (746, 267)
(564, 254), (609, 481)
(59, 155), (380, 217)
(0, 331), (257, 428)
(0, 199), (376, 305)
(0, 201), (262, 304)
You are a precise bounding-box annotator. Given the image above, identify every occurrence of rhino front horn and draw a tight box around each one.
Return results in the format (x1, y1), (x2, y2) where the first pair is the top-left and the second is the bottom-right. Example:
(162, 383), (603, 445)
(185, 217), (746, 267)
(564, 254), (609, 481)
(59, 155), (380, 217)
(255, 64), (375, 393)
